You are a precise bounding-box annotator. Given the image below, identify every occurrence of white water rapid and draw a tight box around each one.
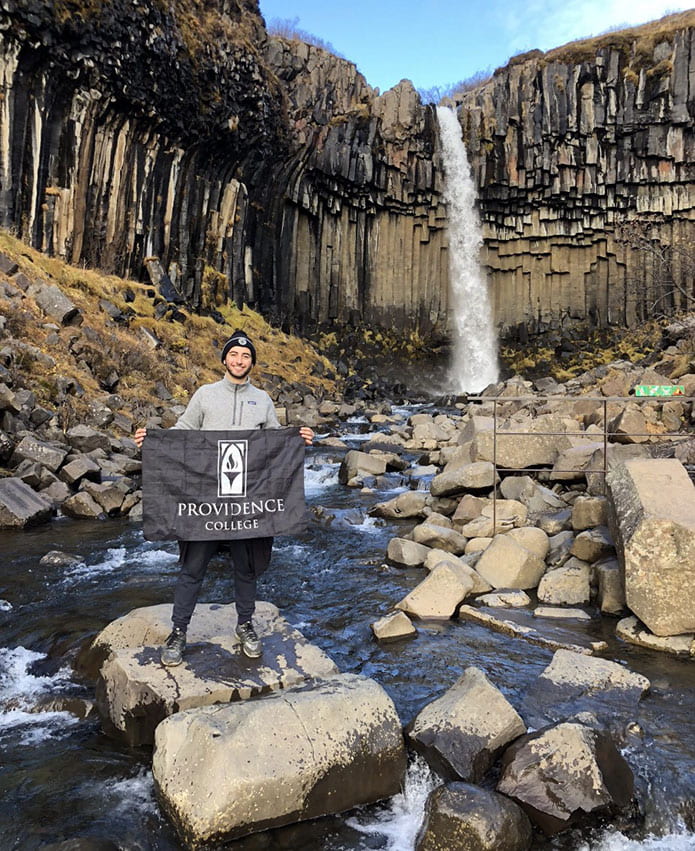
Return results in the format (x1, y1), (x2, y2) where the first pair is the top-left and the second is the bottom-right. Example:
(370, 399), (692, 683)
(436, 105), (498, 392)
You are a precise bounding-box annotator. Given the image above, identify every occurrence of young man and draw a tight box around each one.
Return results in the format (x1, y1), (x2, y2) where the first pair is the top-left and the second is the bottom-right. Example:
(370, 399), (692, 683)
(134, 329), (314, 665)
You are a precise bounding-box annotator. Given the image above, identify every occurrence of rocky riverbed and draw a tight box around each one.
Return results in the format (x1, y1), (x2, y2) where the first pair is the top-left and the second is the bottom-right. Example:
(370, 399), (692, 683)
(2, 375), (695, 848)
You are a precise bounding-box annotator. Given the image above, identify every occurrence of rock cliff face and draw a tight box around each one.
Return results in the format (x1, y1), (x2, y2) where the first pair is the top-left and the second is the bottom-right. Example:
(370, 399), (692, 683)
(1, 3), (694, 338)
(460, 10), (695, 334)
(0, 0), (450, 334)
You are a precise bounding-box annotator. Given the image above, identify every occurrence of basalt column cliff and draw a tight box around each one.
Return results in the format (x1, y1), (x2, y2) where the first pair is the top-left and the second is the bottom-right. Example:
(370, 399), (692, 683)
(460, 11), (695, 334)
(1, 3), (695, 338)
(0, 0), (450, 334)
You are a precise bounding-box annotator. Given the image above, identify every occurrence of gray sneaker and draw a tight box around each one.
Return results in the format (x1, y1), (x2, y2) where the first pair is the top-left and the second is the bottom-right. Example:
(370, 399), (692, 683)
(161, 628), (186, 666)
(235, 621), (262, 658)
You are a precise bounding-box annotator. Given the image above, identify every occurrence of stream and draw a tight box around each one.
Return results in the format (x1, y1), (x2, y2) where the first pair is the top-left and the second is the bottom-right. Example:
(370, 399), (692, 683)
(1, 411), (695, 850)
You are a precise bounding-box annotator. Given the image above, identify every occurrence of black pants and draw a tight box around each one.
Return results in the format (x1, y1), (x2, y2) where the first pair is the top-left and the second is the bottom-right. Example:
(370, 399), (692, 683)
(171, 539), (264, 631)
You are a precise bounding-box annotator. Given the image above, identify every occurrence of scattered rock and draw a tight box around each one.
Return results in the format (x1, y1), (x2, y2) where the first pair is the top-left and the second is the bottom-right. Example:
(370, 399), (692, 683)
(497, 721), (634, 835)
(407, 667), (526, 782)
(416, 782), (532, 851)
(371, 610), (417, 641)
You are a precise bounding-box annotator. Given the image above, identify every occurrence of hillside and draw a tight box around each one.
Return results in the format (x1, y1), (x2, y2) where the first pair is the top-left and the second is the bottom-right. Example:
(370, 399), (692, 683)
(0, 229), (339, 439)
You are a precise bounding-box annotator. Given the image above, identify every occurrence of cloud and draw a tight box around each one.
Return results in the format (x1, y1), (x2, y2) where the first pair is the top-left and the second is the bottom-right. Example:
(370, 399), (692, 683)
(496, 0), (693, 57)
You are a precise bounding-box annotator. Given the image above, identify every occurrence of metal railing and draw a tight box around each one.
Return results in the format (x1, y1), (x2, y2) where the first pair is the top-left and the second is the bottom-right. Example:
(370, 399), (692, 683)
(465, 395), (694, 530)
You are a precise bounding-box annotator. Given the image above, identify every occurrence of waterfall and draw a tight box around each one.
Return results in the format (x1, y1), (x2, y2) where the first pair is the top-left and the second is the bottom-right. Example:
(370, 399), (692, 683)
(436, 105), (498, 393)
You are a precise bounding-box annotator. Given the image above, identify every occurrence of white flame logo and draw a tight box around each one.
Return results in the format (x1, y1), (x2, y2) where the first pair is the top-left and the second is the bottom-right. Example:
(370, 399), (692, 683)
(217, 440), (248, 497)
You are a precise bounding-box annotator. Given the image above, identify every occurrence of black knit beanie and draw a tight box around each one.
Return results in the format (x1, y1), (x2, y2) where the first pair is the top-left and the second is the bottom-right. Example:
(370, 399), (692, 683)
(220, 330), (256, 365)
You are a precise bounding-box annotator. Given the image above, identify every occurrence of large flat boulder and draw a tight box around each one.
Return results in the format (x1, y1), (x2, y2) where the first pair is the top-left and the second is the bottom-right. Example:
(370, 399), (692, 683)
(606, 458), (695, 636)
(406, 667), (526, 782)
(153, 673), (406, 846)
(93, 603), (339, 746)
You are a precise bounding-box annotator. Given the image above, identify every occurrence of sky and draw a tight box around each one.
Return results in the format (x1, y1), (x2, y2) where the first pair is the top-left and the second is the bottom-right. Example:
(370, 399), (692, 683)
(258, 0), (694, 94)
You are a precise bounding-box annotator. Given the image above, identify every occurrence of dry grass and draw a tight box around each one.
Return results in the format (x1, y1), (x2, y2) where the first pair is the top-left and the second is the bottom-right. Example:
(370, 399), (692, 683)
(0, 230), (338, 429)
(544, 10), (695, 68)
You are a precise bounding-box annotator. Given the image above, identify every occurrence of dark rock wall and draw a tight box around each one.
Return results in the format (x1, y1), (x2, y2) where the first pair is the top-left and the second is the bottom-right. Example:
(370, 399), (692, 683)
(1, 2), (695, 337)
(459, 12), (695, 333)
(258, 39), (448, 332)
(0, 0), (287, 307)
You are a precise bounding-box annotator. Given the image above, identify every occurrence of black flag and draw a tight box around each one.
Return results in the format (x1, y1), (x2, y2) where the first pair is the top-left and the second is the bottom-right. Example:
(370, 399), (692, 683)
(142, 428), (308, 541)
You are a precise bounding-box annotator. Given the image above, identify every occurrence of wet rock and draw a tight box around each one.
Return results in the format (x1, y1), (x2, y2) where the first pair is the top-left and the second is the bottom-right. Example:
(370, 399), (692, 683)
(415, 782), (532, 851)
(396, 562), (475, 619)
(595, 557), (626, 614)
(407, 667), (526, 782)
(474, 535), (546, 590)
(370, 491), (429, 519)
(422, 550), (491, 593)
(607, 458), (695, 636)
(338, 449), (388, 485)
(477, 590), (531, 608)
(40, 480), (72, 507)
(616, 616), (695, 657)
(533, 606), (591, 620)
(386, 537), (431, 567)
(61, 491), (105, 519)
(94, 602), (339, 746)
(371, 610), (417, 641)
(537, 558), (591, 606)
(0, 477), (53, 528)
(153, 674), (405, 845)
(570, 526), (614, 562)
(39, 550), (81, 567)
(497, 721), (634, 835)
(521, 648), (649, 729)
(79, 481), (125, 515)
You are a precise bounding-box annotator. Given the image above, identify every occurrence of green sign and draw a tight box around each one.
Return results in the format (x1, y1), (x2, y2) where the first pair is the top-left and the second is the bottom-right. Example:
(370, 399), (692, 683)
(634, 385), (685, 397)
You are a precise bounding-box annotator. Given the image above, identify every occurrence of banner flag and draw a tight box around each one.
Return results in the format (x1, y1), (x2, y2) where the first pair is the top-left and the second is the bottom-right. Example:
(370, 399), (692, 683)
(142, 428), (308, 541)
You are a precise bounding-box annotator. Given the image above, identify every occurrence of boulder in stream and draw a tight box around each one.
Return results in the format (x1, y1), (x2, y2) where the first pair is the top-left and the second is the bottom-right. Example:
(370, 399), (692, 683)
(92, 602), (339, 746)
(497, 720), (634, 835)
(406, 667), (526, 781)
(416, 782), (532, 851)
(153, 673), (406, 846)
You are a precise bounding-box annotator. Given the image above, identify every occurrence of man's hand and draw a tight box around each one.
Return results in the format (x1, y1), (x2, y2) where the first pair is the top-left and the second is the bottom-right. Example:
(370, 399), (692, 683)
(299, 427), (314, 446)
(134, 427), (147, 448)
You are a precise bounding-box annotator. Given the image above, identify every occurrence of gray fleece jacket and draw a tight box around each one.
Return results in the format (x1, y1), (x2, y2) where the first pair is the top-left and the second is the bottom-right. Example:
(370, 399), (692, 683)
(172, 378), (280, 431)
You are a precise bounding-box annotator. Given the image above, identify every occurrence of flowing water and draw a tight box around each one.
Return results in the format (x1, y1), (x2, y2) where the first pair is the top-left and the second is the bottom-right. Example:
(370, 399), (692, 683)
(1, 413), (695, 850)
(436, 105), (498, 393)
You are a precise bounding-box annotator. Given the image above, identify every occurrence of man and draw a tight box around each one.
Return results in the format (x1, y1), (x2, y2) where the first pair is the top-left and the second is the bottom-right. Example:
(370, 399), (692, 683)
(134, 329), (314, 665)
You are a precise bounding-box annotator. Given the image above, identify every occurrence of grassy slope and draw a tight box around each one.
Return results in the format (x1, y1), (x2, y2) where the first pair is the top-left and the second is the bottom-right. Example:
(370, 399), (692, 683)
(0, 230), (338, 432)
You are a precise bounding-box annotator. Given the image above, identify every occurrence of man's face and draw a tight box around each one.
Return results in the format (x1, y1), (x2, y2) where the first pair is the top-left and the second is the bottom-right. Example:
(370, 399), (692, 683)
(224, 346), (254, 382)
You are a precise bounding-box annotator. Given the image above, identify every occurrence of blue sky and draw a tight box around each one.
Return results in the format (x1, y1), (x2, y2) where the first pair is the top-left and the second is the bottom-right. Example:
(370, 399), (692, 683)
(258, 0), (694, 94)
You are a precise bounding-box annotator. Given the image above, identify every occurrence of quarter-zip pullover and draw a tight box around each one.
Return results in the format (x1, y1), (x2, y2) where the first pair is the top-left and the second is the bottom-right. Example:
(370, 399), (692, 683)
(172, 378), (281, 431)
